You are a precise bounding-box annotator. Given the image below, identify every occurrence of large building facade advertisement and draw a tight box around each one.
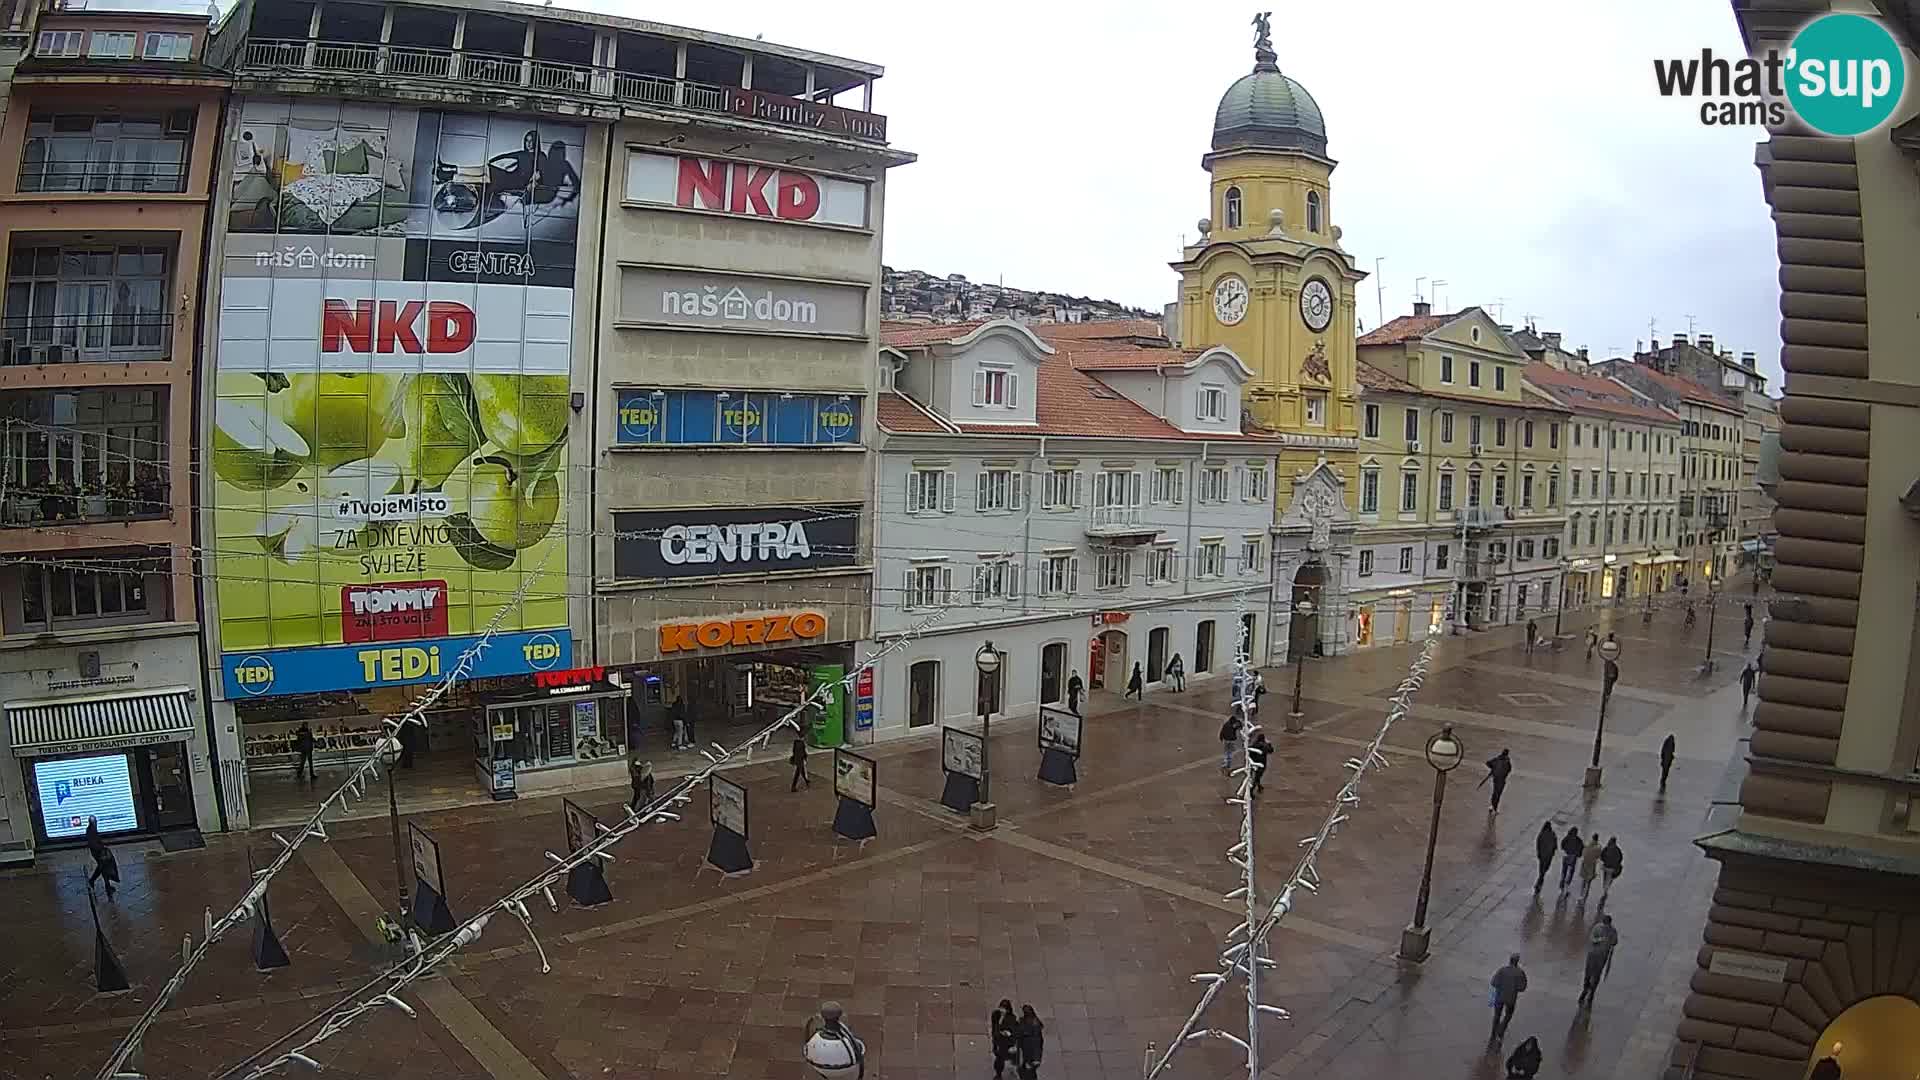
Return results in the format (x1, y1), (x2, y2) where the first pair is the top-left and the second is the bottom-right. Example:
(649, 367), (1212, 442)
(213, 99), (583, 698)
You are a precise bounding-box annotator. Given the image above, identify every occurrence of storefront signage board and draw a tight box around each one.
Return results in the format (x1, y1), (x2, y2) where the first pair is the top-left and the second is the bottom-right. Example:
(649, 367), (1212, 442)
(614, 388), (859, 447)
(617, 267), (867, 337)
(624, 151), (871, 229)
(221, 630), (571, 698)
(941, 728), (983, 780)
(613, 507), (858, 581)
(833, 748), (876, 808)
(1038, 706), (1083, 758)
(33, 753), (138, 838)
(408, 822), (447, 899)
(709, 774), (748, 837)
(854, 667), (874, 732)
(657, 611), (828, 655)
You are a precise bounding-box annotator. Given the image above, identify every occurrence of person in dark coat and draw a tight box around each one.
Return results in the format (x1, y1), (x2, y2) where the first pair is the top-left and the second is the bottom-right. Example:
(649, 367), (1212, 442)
(85, 817), (119, 900)
(1247, 731), (1272, 795)
(1578, 915), (1618, 1006)
(1489, 953), (1528, 1039)
(1481, 749), (1513, 812)
(677, 697), (695, 748)
(1167, 653), (1185, 692)
(1598, 837), (1625, 902)
(1219, 709), (1244, 772)
(293, 722), (316, 782)
(1066, 672), (1083, 716)
(1744, 602), (1756, 648)
(628, 755), (654, 813)
(1015, 1004), (1044, 1080)
(1124, 663), (1144, 701)
(1524, 618), (1538, 654)
(1504, 1035), (1543, 1079)
(1558, 826), (1585, 893)
(790, 736), (811, 791)
(1740, 661), (1758, 711)
(990, 999), (1018, 1079)
(397, 716), (417, 768)
(1659, 734), (1677, 790)
(1532, 822), (1558, 893)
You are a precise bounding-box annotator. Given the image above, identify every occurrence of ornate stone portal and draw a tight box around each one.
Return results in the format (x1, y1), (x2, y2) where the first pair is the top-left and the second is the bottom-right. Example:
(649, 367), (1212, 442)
(1270, 460), (1354, 664)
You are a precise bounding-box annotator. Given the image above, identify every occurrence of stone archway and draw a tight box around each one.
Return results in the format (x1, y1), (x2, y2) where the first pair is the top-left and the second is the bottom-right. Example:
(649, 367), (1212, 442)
(1803, 995), (1920, 1079)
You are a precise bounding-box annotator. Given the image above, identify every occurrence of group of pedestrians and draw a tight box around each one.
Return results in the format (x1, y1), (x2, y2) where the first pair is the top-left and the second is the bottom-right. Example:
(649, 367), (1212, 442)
(1124, 653), (1193, 701)
(989, 1001), (1046, 1080)
(1218, 708), (1273, 793)
(1533, 824), (1626, 903)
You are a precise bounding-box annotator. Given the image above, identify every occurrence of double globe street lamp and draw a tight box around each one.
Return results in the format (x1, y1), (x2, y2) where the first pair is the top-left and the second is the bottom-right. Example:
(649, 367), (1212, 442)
(1398, 724), (1464, 963)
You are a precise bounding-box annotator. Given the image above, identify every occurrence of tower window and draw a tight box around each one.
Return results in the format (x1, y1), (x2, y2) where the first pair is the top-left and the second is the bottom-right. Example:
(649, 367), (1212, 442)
(1306, 191), (1323, 233)
(1224, 186), (1243, 229)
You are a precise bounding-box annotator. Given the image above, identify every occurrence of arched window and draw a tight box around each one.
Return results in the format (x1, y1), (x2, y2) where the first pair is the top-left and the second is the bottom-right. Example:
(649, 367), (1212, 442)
(1224, 186), (1243, 229)
(1306, 191), (1323, 233)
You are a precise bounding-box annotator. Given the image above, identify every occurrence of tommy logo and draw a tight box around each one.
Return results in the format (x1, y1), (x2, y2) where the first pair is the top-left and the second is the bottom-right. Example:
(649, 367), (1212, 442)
(340, 580), (450, 643)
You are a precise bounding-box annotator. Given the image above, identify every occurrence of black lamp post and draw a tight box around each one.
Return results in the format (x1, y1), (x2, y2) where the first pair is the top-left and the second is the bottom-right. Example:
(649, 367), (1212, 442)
(1288, 598), (1315, 728)
(971, 641), (1000, 831)
(382, 734), (411, 931)
(1585, 637), (1622, 789)
(1702, 557), (1721, 675)
(1398, 725), (1464, 962)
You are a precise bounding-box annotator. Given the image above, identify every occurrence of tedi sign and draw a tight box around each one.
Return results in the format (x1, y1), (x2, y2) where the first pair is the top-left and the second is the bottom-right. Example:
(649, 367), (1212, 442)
(624, 151), (870, 229)
(1654, 12), (1905, 135)
(612, 504), (860, 581)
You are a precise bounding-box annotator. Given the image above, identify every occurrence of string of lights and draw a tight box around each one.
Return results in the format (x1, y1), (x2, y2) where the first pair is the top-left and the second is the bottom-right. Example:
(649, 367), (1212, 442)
(1145, 613), (1444, 1080)
(209, 606), (953, 1080)
(88, 553), (553, 1080)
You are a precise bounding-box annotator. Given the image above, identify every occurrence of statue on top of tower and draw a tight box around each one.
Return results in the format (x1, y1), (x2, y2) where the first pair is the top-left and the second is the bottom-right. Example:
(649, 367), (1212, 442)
(1251, 11), (1278, 70)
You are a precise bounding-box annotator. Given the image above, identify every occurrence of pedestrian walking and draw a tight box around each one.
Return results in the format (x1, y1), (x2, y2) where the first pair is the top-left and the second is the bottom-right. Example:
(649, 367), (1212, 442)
(990, 999), (1019, 1079)
(1504, 1035), (1543, 1079)
(1488, 953), (1528, 1040)
(1809, 1056), (1842, 1080)
(1066, 672), (1083, 716)
(1253, 671), (1267, 712)
(84, 817), (119, 900)
(1558, 826), (1585, 892)
(1744, 602), (1756, 648)
(1598, 836), (1624, 901)
(1247, 731), (1272, 795)
(790, 736), (811, 791)
(1532, 822), (1558, 893)
(1578, 832), (1602, 899)
(1740, 661), (1757, 711)
(1015, 1004), (1045, 1080)
(1125, 662), (1144, 701)
(1480, 748), (1513, 813)
(1219, 710), (1244, 772)
(628, 755), (655, 812)
(1167, 653), (1186, 692)
(1659, 734), (1676, 790)
(1524, 618), (1538, 654)
(1578, 915), (1619, 1006)
(1585, 627), (1599, 661)
(293, 721), (316, 782)
(680, 697), (697, 748)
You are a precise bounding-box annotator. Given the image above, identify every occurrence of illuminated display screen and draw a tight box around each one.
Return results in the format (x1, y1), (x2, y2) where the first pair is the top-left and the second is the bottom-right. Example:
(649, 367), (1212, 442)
(34, 753), (138, 839)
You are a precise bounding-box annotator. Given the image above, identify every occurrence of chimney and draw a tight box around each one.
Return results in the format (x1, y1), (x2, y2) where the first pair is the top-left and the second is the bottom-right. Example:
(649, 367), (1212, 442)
(1740, 350), (1756, 367)
(1543, 331), (1562, 349)
(1697, 333), (1714, 353)
(1412, 300), (1432, 317)
(1577, 346), (1590, 363)
(1672, 332), (1688, 348)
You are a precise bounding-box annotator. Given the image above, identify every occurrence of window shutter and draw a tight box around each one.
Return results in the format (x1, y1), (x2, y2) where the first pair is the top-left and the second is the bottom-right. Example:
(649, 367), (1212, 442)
(940, 566), (953, 603)
(1009, 562), (1021, 600)
(1010, 470), (1023, 509)
(972, 565), (986, 605)
(1006, 372), (1019, 408)
(941, 470), (956, 512)
(1072, 470), (1085, 509)
(976, 470), (989, 510)
(1068, 557), (1080, 594)
(904, 569), (916, 608)
(972, 368), (987, 407)
(1174, 469), (1185, 505)
(905, 471), (920, 512)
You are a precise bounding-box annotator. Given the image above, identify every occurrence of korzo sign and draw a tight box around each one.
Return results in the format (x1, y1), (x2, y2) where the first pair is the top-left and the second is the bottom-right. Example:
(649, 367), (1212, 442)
(619, 267), (867, 338)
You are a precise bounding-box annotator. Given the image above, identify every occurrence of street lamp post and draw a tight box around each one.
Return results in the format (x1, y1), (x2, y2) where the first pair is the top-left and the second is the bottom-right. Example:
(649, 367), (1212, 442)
(1398, 725), (1464, 962)
(1702, 559), (1720, 675)
(1287, 599), (1315, 732)
(382, 737), (411, 931)
(971, 641), (1000, 832)
(1585, 637), (1622, 789)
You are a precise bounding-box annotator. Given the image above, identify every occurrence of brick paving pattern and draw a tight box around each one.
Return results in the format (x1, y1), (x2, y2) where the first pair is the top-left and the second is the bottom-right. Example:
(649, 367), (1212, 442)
(0, 601), (1756, 1080)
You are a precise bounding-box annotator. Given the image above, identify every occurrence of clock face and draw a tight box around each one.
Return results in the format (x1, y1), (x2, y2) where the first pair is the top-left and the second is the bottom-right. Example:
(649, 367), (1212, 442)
(1300, 278), (1334, 332)
(1212, 275), (1249, 326)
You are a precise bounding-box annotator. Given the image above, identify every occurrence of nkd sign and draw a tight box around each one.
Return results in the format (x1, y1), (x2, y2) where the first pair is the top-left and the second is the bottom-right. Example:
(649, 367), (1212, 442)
(624, 152), (870, 229)
(618, 267), (867, 337)
(612, 505), (859, 581)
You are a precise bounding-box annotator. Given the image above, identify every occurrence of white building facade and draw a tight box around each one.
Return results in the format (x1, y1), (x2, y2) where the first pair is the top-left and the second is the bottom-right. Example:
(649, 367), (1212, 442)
(865, 320), (1276, 736)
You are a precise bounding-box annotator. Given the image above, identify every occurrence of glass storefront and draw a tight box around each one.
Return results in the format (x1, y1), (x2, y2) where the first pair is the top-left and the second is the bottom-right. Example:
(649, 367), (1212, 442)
(476, 685), (629, 800)
(23, 743), (196, 844)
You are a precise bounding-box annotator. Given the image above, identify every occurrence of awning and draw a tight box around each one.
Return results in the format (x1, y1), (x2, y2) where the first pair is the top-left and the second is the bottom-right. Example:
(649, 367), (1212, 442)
(7, 687), (197, 758)
(1741, 539), (1763, 553)
(1655, 555), (1685, 564)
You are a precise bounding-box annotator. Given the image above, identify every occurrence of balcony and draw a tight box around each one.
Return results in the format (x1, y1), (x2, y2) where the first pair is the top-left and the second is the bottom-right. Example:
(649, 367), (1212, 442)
(1, 385), (171, 531)
(17, 110), (195, 197)
(2, 315), (174, 365)
(1459, 506), (1510, 531)
(236, 37), (888, 144)
(1458, 559), (1499, 582)
(3, 483), (171, 528)
(1086, 504), (1160, 543)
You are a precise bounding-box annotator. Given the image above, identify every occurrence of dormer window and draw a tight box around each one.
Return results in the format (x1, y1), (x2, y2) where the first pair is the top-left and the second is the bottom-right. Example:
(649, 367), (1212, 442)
(973, 364), (1018, 409)
(1306, 191), (1322, 233)
(1224, 186), (1243, 229)
(1198, 384), (1227, 421)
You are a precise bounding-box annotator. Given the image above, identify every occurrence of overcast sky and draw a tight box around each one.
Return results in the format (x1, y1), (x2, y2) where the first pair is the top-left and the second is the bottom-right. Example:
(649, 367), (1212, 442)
(213, 0), (1783, 385)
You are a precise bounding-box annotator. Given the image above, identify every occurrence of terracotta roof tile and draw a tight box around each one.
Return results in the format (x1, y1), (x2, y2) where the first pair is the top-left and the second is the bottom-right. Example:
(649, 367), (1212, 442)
(875, 390), (952, 434)
(1613, 364), (1739, 410)
(1356, 310), (1461, 346)
(1029, 318), (1166, 343)
(1055, 341), (1203, 371)
(1522, 363), (1679, 424)
(1356, 362), (1418, 394)
(879, 320), (991, 347)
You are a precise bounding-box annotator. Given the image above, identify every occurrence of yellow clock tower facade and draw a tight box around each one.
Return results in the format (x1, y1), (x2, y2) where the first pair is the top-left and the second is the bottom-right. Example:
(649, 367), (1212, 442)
(1172, 15), (1366, 661)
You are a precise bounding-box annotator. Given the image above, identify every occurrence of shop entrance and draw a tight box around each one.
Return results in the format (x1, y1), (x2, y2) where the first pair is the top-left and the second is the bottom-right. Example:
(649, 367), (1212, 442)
(627, 645), (855, 755)
(1195, 620), (1215, 673)
(1039, 643), (1066, 705)
(1289, 561), (1323, 660)
(22, 743), (198, 845)
(1092, 630), (1127, 689)
(909, 660), (938, 728)
(1146, 627), (1168, 683)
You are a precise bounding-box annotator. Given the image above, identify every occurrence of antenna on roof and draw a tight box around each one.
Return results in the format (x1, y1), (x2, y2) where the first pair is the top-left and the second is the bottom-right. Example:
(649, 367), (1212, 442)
(1432, 280), (1449, 312)
(1374, 258), (1386, 327)
(1684, 313), (1697, 337)
(1413, 276), (1427, 305)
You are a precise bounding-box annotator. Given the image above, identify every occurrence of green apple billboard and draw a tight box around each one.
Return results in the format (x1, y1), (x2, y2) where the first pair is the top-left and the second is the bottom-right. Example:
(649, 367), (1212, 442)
(214, 100), (583, 698)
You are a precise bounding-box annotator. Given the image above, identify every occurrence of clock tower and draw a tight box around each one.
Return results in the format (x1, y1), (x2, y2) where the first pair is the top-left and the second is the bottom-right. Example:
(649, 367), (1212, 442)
(1171, 13), (1366, 662)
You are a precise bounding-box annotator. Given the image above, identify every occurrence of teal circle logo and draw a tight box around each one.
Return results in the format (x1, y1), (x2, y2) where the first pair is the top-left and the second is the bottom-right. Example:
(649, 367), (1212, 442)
(1786, 14), (1906, 136)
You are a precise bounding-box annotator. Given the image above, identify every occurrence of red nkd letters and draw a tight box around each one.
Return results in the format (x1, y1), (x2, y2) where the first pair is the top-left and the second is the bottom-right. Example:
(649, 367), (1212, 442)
(675, 158), (822, 221)
(321, 299), (476, 354)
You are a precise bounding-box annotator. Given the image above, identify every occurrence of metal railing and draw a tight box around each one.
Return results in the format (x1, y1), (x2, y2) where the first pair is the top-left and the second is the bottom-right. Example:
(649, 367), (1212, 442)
(1, 315), (174, 363)
(238, 37), (886, 142)
(1090, 504), (1144, 529)
(2, 484), (171, 527)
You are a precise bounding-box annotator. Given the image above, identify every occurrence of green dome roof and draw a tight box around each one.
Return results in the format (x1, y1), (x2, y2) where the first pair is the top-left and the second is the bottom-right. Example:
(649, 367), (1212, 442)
(1212, 52), (1326, 156)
